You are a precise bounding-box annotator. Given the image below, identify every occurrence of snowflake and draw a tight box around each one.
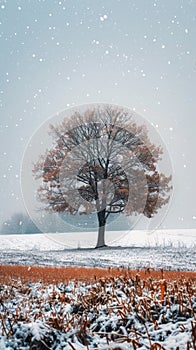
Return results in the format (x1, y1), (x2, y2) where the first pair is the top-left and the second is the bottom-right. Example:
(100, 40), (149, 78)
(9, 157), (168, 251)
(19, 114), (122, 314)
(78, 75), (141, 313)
(178, 217), (184, 221)
(100, 15), (108, 22)
(92, 39), (100, 45)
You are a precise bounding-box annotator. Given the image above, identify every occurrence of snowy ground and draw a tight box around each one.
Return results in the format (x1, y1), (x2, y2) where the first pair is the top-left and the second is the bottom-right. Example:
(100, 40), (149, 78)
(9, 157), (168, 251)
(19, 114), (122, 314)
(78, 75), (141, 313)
(0, 275), (195, 349)
(0, 229), (196, 349)
(0, 229), (195, 271)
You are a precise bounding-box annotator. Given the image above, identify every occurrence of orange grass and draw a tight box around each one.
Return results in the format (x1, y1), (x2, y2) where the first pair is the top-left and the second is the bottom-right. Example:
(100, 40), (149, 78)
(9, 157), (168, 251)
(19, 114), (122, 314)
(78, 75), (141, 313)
(0, 264), (195, 285)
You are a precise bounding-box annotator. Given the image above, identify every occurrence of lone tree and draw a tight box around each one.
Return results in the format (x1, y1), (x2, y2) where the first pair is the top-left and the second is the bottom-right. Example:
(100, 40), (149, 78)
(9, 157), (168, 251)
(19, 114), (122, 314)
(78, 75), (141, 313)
(33, 105), (172, 248)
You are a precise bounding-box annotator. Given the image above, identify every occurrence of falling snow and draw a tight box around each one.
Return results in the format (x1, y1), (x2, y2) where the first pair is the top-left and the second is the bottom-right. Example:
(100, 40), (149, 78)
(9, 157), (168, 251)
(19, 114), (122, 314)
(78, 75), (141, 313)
(100, 14), (108, 22)
(0, 1), (195, 231)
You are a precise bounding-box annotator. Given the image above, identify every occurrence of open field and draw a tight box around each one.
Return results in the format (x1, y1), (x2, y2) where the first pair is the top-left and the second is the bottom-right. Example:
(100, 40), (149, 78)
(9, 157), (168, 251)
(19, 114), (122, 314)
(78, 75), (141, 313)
(0, 229), (195, 271)
(0, 229), (195, 348)
(0, 265), (196, 349)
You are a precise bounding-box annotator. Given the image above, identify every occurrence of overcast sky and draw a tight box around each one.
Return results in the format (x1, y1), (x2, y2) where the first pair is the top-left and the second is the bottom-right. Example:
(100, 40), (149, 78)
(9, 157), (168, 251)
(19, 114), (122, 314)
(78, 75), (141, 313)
(0, 0), (196, 231)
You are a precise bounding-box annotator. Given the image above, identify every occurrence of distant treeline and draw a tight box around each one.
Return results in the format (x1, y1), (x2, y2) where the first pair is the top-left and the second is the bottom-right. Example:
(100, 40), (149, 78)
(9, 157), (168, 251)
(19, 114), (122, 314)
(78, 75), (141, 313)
(0, 213), (41, 234)
(0, 212), (131, 234)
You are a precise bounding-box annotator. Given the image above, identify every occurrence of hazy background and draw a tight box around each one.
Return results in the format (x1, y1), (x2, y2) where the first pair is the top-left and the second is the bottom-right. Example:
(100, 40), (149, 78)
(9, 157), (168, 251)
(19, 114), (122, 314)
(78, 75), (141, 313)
(0, 0), (196, 232)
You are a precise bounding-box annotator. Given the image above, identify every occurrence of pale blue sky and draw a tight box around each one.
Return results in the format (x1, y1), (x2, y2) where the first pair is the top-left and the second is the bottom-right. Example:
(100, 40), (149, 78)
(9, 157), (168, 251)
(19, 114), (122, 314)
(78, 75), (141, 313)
(0, 0), (196, 230)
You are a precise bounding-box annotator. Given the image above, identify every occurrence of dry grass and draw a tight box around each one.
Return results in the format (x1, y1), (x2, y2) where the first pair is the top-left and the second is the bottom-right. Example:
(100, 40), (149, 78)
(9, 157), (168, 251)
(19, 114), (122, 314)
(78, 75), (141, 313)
(0, 264), (195, 285)
(0, 266), (195, 349)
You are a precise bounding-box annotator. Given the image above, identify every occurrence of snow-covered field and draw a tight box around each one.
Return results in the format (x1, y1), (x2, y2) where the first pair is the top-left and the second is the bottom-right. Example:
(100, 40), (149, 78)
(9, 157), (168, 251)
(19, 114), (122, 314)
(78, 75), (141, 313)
(0, 229), (195, 271)
(0, 229), (196, 349)
(0, 274), (195, 349)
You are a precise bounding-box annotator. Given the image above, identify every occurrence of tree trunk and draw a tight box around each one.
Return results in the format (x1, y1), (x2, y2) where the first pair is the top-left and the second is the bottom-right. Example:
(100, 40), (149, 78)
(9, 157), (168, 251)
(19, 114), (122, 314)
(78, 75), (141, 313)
(96, 224), (106, 248)
(96, 210), (106, 248)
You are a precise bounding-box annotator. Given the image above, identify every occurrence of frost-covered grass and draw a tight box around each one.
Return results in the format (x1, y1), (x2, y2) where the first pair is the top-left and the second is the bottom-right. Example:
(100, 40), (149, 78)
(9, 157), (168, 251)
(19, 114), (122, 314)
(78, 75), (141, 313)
(0, 229), (196, 250)
(0, 272), (195, 349)
(0, 229), (195, 348)
(0, 229), (195, 271)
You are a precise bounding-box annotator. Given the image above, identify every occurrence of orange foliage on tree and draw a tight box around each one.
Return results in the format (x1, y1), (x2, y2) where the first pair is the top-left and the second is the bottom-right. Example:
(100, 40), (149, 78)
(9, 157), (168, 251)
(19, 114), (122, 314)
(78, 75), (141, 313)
(33, 105), (172, 248)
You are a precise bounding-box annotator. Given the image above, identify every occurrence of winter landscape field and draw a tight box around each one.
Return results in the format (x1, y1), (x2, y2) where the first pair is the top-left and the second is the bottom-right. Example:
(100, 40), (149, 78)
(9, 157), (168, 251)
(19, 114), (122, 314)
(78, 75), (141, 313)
(0, 229), (195, 349)
(1, 0), (196, 346)
(0, 229), (195, 271)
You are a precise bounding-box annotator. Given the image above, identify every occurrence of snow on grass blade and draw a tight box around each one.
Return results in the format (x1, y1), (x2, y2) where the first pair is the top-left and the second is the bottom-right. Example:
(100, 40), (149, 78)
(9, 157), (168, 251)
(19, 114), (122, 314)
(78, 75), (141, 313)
(0, 273), (195, 349)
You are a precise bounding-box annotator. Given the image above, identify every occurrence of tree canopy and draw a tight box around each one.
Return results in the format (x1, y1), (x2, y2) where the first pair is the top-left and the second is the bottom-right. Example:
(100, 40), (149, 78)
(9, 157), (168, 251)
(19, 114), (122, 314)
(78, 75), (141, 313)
(33, 105), (172, 247)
